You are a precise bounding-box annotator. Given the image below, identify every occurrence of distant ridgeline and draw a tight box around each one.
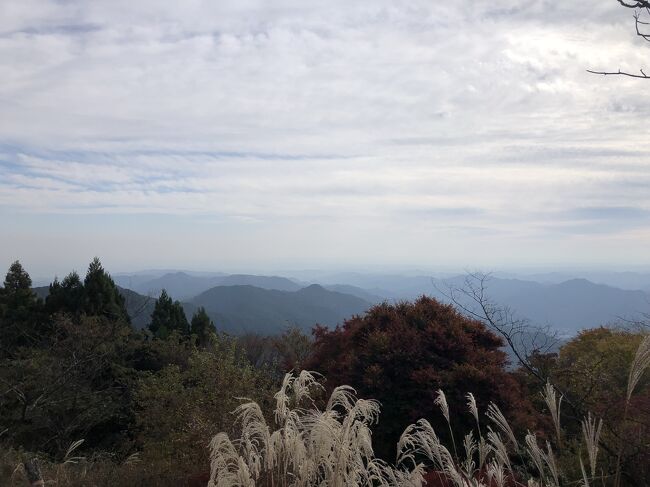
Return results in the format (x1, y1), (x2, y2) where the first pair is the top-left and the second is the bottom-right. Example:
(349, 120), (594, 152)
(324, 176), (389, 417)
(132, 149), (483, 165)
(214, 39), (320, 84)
(34, 273), (373, 335)
(29, 267), (650, 336)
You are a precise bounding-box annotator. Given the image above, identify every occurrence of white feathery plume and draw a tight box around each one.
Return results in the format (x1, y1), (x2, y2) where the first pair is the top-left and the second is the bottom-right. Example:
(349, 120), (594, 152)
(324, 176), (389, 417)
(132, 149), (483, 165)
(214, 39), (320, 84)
(435, 389), (450, 424)
(461, 432), (477, 477)
(486, 403), (518, 449)
(542, 441), (559, 487)
(487, 427), (512, 472)
(525, 432), (546, 485)
(581, 412), (602, 479)
(627, 334), (650, 401)
(466, 392), (479, 427)
(486, 460), (506, 487)
(542, 382), (563, 446)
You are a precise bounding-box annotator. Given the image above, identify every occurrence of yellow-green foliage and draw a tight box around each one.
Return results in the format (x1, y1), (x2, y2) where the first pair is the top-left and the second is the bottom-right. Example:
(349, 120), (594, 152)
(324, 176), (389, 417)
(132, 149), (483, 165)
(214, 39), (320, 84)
(135, 337), (276, 476)
(554, 327), (647, 411)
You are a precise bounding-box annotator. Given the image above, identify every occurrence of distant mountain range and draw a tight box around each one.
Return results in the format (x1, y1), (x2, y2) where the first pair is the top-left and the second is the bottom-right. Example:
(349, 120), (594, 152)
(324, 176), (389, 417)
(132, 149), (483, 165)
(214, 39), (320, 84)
(33, 281), (372, 335)
(33, 270), (650, 336)
(465, 277), (650, 333)
(113, 272), (301, 299)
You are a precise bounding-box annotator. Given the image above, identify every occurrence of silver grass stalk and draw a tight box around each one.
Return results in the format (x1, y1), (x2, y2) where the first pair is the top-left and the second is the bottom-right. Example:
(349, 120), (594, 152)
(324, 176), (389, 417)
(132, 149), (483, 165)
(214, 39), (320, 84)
(477, 437), (489, 471)
(542, 382), (563, 446)
(466, 392), (479, 428)
(435, 389), (450, 424)
(581, 412), (602, 479)
(626, 333), (650, 401)
(542, 441), (559, 487)
(525, 432), (546, 484)
(435, 389), (458, 460)
(615, 334), (650, 487)
(487, 428), (512, 472)
(486, 403), (518, 449)
(486, 460), (506, 487)
(579, 457), (591, 487)
(461, 432), (477, 478)
(397, 419), (444, 471)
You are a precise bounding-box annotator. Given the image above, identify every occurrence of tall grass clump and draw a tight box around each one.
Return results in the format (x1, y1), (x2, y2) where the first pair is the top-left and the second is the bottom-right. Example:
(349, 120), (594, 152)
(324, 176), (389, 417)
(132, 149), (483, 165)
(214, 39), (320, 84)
(209, 334), (650, 486)
(207, 378), (586, 486)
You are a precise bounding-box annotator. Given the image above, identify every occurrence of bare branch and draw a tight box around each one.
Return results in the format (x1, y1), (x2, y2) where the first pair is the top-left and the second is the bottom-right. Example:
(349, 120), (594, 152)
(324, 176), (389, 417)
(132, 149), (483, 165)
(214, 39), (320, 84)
(586, 69), (650, 78)
(589, 2), (650, 78)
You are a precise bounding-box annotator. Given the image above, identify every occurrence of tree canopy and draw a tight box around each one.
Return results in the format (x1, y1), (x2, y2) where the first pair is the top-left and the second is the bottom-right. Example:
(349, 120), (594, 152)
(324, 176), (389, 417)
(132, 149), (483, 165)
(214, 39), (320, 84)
(149, 289), (190, 339)
(82, 257), (130, 324)
(305, 296), (536, 458)
(190, 306), (216, 346)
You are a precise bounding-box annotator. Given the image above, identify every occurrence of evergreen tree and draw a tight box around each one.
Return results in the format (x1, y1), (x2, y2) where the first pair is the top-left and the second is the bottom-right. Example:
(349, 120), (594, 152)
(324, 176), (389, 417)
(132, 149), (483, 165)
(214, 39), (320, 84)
(46, 271), (85, 316)
(149, 289), (189, 339)
(83, 258), (130, 324)
(3, 260), (33, 295)
(190, 306), (216, 346)
(0, 261), (41, 356)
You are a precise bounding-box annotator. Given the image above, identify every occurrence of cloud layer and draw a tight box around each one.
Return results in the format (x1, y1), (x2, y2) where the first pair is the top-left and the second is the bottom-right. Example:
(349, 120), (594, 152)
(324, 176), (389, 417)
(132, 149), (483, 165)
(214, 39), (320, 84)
(2, 0), (650, 274)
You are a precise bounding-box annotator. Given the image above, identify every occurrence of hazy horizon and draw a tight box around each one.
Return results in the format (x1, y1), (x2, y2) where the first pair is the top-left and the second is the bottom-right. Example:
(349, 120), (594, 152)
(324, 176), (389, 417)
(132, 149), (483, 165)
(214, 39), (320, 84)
(17, 261), (650, 291)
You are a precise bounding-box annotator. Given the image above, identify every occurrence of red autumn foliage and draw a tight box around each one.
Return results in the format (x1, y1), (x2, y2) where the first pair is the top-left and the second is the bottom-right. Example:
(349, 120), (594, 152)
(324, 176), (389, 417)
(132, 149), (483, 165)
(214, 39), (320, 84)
(305, 297), (536, 459)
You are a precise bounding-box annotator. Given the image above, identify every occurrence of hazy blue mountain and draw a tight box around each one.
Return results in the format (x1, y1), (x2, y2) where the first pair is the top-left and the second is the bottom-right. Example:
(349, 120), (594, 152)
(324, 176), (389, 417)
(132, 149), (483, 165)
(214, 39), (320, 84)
(496, 271), (650, 291)
(430, 276), (650, 334)
(323, 284), (385, 303)
(294, 272), (650, 334)
(188, 284), (371, 335)
(112, 273), (162, 291)
(33, 270), (650, 337)
(113, 272), (301, 300)
(494, 278), (650, 333)
(217, 275), (300, 292)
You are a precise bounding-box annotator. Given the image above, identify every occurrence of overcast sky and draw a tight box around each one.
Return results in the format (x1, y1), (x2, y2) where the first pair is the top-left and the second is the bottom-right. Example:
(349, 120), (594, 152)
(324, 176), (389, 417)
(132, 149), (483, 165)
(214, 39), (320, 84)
(2, 0), (650, 278)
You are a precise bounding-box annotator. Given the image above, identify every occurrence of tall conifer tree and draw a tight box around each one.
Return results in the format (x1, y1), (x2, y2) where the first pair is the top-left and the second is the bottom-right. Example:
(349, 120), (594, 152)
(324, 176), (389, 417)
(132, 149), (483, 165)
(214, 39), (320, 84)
(83, 257), (130, 324)
(190, 306), (216, 346)
(0, 261), (40, 356)
(149, 289), (189, 339)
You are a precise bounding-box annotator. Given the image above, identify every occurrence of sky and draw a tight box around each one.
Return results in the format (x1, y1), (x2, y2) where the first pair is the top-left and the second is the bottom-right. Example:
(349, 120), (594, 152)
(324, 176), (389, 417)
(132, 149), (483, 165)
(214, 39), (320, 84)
(2, 0), (650, 278)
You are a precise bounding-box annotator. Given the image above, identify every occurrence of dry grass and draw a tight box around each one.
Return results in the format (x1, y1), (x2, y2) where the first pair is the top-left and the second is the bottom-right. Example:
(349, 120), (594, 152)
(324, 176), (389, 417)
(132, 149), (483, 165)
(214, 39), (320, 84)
(206, 370), (626, 487)
(207, 334), (650, 486)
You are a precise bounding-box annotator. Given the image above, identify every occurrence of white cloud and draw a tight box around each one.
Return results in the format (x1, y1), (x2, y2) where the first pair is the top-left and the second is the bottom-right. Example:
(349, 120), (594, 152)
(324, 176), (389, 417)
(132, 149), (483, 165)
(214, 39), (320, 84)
(2, 0), (650, 272)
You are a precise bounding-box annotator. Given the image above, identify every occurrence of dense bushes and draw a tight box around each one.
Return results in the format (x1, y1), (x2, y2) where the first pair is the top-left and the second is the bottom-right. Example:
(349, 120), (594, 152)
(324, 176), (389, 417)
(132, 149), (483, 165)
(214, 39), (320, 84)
(135, 340), (275, 478)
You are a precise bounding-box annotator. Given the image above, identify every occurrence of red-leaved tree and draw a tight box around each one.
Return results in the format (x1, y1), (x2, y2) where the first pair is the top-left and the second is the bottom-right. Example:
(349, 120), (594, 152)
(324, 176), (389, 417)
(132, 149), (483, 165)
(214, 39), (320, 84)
(305, 296), (536, 459)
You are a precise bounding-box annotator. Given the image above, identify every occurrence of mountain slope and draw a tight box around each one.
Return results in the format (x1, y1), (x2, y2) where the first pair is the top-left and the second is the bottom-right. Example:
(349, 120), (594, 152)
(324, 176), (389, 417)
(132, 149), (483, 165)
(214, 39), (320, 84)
(500, 278), (650, 333)
(189, 284), (371, 335)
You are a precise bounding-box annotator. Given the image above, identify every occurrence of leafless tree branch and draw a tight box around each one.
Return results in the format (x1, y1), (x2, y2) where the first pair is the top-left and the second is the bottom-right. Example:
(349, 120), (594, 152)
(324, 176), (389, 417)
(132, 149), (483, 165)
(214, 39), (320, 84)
(588, 2), (650, 78)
